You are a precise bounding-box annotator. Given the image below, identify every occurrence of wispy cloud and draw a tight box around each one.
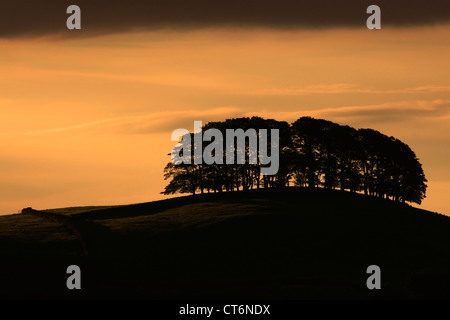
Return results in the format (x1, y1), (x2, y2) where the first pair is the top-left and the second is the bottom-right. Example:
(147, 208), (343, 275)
(116, 107), (244, 134)
(42, 69), (231, 90)
(238, 84), (450, 96)
(2, 100), (449, 137)
(0, 107), (244, 136)
(248, 100), (450, 124)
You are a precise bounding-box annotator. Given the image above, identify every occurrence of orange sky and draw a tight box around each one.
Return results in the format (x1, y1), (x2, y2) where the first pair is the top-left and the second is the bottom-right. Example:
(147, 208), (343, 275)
(1, 26), (450, 215)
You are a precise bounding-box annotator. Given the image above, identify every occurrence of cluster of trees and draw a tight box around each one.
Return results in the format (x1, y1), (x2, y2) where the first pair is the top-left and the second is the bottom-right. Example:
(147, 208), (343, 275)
(162, 116), (427, 205)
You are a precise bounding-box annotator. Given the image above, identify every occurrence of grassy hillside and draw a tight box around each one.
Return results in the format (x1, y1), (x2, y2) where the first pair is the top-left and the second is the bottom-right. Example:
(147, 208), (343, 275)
(1, 187), (450, 299)
(0, 213), (84, 299)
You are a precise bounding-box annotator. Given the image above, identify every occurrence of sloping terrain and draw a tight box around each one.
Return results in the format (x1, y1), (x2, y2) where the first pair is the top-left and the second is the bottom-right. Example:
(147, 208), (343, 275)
(0, 214), (84, 299)
(2, 188), (450, 299)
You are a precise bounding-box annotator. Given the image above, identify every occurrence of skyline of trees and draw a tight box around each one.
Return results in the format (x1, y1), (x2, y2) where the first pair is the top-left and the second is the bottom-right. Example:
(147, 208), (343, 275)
(162, 116), (427, 205)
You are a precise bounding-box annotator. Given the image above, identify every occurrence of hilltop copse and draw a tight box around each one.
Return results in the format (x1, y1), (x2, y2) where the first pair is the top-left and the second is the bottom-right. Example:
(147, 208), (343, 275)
(163, 117), (427, 206)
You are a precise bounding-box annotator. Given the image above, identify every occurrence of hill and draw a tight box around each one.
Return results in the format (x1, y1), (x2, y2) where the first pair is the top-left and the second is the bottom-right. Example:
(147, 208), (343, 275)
(1, 187), (450, 299)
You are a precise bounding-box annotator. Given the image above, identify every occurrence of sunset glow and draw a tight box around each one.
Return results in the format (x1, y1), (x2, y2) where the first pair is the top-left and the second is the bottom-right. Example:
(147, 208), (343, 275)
(2, 25), (450, 215)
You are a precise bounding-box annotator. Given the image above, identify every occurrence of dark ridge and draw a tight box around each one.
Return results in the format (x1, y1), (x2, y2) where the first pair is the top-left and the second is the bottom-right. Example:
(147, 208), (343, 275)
(10, 187), (449, 299)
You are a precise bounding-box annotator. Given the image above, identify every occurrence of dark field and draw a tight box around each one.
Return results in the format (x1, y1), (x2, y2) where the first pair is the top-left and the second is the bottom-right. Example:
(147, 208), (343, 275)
(1, 188), (450, 299)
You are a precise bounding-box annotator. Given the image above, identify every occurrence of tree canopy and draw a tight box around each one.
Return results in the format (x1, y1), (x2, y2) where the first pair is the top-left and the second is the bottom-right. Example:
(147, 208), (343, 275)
(162, 116), (427, 205)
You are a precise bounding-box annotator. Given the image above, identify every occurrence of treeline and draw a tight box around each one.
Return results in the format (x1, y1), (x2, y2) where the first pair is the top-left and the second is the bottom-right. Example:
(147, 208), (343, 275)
(162, 116), (427, 205)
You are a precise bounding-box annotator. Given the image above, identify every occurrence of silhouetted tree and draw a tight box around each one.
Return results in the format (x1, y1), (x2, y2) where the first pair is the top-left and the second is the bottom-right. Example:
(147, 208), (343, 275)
(291, 117), (322, 188)
(162, 116), (428, 205)
(162, 162), (199, 195)
(333, 125), (361, 192)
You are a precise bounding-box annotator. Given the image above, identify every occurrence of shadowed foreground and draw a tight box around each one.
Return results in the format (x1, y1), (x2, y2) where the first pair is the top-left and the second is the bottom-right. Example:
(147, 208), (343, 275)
(1, 188), (450, 299)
